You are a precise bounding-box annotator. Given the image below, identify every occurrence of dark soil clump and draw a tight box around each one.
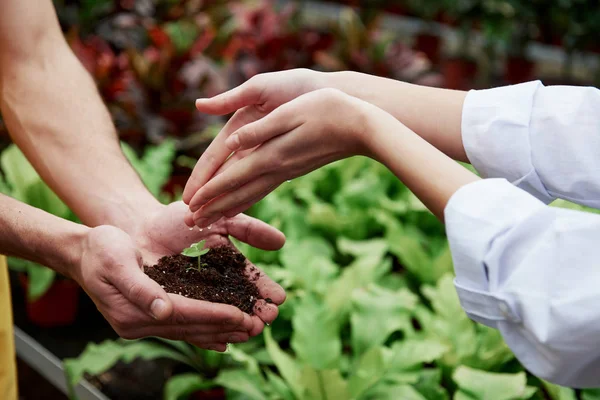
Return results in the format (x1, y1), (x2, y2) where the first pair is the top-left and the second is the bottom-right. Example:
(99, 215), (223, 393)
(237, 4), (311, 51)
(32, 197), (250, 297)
(144, 246), (260, 314)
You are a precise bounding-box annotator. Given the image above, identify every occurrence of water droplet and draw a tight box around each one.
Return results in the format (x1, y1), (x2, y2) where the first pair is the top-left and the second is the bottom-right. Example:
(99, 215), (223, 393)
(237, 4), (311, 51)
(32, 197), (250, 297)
(286, 180), (291, 183)
(199, 228), (203, 232)
(265, 322), (270, 327)
(207, 225), (212, 230)
(189, 227), (194, 231)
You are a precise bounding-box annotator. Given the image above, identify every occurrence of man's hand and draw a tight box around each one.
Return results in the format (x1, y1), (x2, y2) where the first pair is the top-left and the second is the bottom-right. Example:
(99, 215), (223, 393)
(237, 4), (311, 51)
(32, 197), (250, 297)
(74, 203), (285, 352)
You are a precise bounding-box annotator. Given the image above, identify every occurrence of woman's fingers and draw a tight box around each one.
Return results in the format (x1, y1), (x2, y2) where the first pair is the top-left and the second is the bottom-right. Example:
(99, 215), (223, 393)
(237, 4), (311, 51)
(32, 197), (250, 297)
(195, 78), (263, 116)
(183, 106), (265, 204)
(188, 149), (274, 213)
(224, 109), (303, 152)
(192, 174), (283, 224)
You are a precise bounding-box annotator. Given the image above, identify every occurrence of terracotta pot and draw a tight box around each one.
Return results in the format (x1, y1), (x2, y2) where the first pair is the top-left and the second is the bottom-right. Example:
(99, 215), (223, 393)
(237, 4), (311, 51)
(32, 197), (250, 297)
(505, 57), (535, 84)
(19, 275), (80, 327)
(190, 387), (226, 400)
(414, 33), (441, 65)
(442, 58), (478, 90)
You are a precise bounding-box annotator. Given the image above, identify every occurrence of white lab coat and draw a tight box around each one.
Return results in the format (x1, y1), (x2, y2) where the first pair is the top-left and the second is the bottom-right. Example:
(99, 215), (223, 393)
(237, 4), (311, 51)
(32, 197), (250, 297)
(445, 81), (600, 387)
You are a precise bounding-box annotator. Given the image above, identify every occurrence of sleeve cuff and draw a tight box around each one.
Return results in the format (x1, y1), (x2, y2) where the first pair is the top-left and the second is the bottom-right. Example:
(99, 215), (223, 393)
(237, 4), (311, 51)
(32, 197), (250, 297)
(462, 81), (554, 204)
(444, 179), (545, 325)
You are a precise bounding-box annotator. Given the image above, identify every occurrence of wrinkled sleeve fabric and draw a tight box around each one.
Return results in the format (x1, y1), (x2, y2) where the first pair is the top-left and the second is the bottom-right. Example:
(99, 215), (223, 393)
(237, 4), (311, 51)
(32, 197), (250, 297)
(462, 80), (600, 208)
(446, 178), (600, 388)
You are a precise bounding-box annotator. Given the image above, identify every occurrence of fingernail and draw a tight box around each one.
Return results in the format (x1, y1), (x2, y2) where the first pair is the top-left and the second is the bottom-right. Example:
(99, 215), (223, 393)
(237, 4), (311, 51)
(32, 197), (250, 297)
(150, 298), (167, 320)
(225, 134), (240, 150)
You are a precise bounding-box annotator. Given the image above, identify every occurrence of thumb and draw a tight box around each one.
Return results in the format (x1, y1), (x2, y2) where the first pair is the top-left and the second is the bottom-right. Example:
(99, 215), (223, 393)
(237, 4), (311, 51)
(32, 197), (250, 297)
(114, 253), (174, 321)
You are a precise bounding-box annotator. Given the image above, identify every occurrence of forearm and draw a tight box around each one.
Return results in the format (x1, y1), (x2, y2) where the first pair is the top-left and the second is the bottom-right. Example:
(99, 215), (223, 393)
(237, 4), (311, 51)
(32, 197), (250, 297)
(0, 193), (88, 278)
(328, 71), (469, 162)
(361, 104), (478, 219)
(0, 25), (159, 229)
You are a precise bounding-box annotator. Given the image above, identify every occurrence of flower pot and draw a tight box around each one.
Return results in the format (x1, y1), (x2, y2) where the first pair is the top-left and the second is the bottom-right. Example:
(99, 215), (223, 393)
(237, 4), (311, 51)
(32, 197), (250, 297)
(505, 57), (535, 84)
(19, 274), (80, 327)
(414, 33), (441, 65)
(190, 387), (226, 400)
(442, 58), (478, 90)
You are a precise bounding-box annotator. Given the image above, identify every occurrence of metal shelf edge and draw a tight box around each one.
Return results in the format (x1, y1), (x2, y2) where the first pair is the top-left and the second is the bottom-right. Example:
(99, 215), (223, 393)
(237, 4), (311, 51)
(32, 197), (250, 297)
(14, 326), (109, 400)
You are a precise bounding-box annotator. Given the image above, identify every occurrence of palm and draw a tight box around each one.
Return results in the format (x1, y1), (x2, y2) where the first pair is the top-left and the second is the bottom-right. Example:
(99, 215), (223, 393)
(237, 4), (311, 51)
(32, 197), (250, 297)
(134, 201), (285, 322)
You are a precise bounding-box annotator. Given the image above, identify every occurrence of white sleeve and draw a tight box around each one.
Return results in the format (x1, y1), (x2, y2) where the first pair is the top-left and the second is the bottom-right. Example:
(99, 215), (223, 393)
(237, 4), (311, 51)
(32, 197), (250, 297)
(462, 81), (600, 208)
(446, 178), (600, 388)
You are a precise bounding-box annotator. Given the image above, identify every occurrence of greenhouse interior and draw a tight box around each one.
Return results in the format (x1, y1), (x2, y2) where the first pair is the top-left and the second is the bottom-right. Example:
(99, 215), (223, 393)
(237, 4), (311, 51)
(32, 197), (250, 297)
(2, 0), (600, 399)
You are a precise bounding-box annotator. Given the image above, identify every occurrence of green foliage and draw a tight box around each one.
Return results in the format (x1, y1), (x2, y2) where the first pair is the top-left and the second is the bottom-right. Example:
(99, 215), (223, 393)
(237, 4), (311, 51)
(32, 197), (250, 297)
(67, 157), (579, 399)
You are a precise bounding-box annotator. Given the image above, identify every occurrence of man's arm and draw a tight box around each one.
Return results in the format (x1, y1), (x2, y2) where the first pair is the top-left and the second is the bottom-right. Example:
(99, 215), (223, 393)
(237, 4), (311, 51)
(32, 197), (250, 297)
(0, 193), (87, 277)
(0, 0), (160, 229)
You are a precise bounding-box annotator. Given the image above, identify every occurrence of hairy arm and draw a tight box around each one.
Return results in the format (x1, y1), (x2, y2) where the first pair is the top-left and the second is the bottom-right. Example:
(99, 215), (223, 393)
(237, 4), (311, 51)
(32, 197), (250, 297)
(0, 0), (160, 230)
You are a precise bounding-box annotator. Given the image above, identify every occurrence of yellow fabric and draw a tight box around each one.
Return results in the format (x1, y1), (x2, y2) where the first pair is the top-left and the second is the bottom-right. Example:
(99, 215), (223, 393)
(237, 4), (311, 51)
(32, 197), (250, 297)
(0, 256), (17, 400)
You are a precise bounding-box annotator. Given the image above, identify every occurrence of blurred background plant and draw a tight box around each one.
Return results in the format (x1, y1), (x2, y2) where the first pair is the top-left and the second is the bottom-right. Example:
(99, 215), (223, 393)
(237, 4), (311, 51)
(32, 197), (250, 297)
(2, 0), (600, 399)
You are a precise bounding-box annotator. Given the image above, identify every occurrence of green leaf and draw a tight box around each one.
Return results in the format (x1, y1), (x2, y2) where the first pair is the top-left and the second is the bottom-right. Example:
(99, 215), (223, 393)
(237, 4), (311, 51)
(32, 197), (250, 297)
(227, 345), (262, 376)
(453, 366), (537, 400)
(387, 227), (434, 284)
(164, 373), (213, 400)
(413, 369), (449, 400)
(582, 389), (600, 400)
(291, 294), (341, 370)
(300, 367), (350, 400)
(26, 263), (56, 301)
(326, 255), (392, 321)
(337, 238), (388, 259)
(164, 21), (199, 53)
(0, 144), (39, 201)
(280, 238), (339, 293)
(348, 347), (387, 399)
(121, 140), (175, 198)
(420, 275), (478, 365)
(387, 339), (449, 371)
(541, 381), (576, 400)
(264, 328), (303, 399)
(351, 285), (417, 356)
(181, 240), (208, 258)
(215, 370), (266, 400)
(25, 180), (70, 217)
(364, 384), (427, 400)
(64, 340), (191, 388)
(265, 369), (295, 400)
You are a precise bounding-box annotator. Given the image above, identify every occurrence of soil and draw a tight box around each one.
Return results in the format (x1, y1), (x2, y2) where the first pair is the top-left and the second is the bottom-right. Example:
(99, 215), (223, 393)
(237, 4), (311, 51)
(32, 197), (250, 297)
(144, 246), (260, 314)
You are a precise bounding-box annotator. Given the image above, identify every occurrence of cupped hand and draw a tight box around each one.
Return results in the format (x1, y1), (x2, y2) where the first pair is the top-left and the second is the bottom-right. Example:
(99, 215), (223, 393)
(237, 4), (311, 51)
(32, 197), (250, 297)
(184, 88), (372, 228)
(74, 202), (286, 352)
(182, 68), (326, 205)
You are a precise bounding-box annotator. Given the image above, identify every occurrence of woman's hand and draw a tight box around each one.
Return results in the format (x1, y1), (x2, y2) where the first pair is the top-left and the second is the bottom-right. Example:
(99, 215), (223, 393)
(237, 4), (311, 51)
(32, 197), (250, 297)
(182, 69), (328, 206)
(184, 88), (374, 228)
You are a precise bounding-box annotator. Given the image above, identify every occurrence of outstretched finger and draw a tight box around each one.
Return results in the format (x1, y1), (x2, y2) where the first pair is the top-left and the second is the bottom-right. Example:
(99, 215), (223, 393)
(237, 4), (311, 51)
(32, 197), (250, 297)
(223, 105), (303, 152)
(195, 79), (263, 116)
(183, 106), (265, 205)
(193, 174), (282, 223)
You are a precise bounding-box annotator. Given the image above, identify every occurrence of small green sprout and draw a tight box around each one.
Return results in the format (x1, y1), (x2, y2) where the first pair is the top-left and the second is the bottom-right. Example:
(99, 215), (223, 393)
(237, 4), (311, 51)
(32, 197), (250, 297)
(181, 240), (210, 271)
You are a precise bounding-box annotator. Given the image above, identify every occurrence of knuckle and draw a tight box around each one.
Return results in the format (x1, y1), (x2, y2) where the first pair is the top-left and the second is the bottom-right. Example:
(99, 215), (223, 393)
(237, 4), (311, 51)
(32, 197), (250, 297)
(226, 177), (240, 191)
(171, 310), (188, 325)
(126, 281), (146, 304)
